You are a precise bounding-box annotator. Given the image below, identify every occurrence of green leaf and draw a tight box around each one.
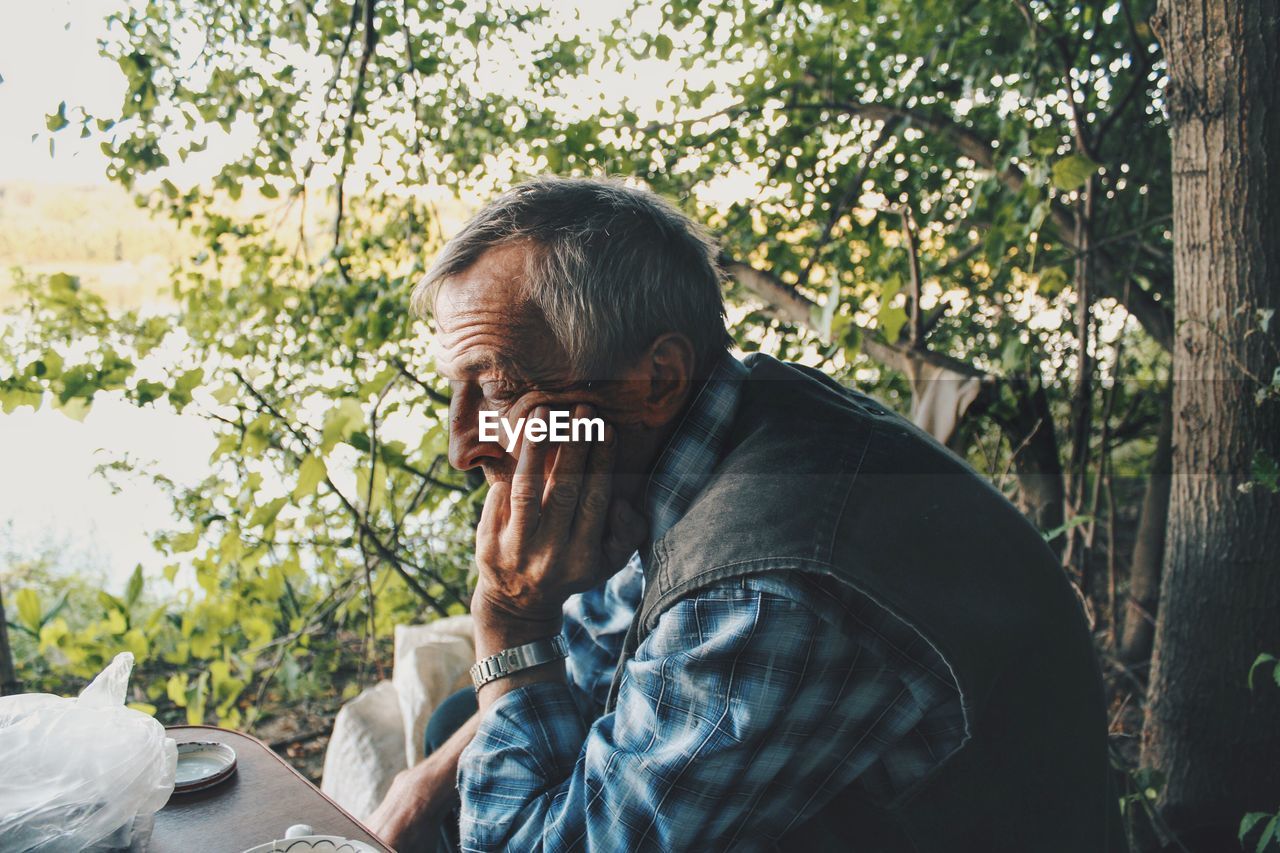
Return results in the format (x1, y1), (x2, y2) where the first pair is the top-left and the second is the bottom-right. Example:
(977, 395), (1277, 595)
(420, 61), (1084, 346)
(1051, 153), (1100, 191)
(876, 272), (906, 342)
(122, 628), (148, 660)
(1001, 337), (1028, 373)
(320, 398), (365, 452)
(134, 379), (167, 405)
(1037, 266), (1070, 296)
(218, 529), (244, 563)
(878, 303), (907, 343)
(98, 590), (126, 614)
(186, 671), (209, 725)
(242, 417), (272, 457)
(55, 397), (92, 422)
(209, 432), (240, 464)
(1258, 814), (1280, 853)
(46, 101), (69, 132)
(1042, 514), (1092, 544)
(125, 564), (144, 607)
(1243, 813), (1270, 843)
(37, 349), (64, 379)
(653, 33), (674, 60)
(1028, 200), (1050, 232)
(169, 368), (205, 411)
(1, 388), (43, 414)
(1029, 127), (1061, 157)
(210, 384), (236, 405)
(104, 608), (127, 634)
(1248, 653), (1279, 690)
(1251, 451), (1280, 494)
(15, 588), (43, 632)
(249, 497), (288, 528)
(293, 455), (328, 500)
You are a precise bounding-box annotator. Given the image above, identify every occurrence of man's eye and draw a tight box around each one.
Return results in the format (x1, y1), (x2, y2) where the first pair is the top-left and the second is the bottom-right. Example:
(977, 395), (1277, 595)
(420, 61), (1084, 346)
(482, 382), (521, 403)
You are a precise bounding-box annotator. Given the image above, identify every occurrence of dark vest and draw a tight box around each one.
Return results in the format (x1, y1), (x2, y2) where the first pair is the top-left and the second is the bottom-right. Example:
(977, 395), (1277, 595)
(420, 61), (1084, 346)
(607, 354), (1124, 852)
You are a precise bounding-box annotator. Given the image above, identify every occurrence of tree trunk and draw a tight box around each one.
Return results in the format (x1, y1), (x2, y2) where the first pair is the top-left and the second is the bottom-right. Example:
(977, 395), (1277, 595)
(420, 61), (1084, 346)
(1120, 396), (1171, 667)
(1067, 181), (1096, 593)
(1141, 0), (1280, 848)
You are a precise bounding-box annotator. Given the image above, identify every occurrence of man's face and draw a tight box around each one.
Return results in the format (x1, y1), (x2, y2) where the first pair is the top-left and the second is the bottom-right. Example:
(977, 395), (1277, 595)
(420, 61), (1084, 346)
(432, 243), (612, 484)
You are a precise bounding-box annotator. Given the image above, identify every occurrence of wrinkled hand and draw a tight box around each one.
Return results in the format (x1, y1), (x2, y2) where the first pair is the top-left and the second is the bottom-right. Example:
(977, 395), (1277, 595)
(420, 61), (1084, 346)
(473, 404), (646, 625)
(366, 766), (443, 852)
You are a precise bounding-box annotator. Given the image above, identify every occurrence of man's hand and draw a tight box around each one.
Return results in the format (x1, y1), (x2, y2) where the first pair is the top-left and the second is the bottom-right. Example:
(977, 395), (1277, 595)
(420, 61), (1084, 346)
(472, 404), (645, 633)
(366, 712), (481, 850)
(366, 764), (441, 852)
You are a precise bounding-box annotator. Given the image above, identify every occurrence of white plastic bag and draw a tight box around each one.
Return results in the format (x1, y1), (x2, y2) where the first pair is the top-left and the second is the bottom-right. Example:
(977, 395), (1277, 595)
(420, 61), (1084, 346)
(0, 652), (178, 852)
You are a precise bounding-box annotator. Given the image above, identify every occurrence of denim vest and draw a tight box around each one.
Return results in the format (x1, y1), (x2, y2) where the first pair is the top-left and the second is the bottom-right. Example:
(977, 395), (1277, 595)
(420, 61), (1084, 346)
(607, 354), (1124, 852)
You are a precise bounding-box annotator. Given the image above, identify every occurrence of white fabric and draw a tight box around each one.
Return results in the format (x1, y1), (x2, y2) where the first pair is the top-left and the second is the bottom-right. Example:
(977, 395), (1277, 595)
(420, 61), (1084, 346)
(905, 359), (983, 444)
(320, 616), (476, 820)
(392, 620), (476, 767)
(321, 680), (407, 820)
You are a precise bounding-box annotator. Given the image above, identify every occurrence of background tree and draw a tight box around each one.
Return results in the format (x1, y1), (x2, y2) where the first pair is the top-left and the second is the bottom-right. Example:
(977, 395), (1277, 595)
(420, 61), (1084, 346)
(1140, 0), (1280, 848)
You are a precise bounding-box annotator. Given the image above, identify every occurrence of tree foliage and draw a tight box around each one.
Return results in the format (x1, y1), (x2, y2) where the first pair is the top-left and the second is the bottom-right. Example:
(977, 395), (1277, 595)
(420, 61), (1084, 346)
(3, 0), (1174, 759)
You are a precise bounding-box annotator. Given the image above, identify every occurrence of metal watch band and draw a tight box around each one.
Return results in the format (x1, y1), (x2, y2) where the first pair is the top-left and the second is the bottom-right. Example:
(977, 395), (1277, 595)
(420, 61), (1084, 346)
(470, 634), (569, 691)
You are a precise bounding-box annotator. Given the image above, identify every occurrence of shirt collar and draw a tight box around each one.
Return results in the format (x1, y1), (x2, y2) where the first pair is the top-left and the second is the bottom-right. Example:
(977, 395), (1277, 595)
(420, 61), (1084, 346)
(643, 352), (748, 543)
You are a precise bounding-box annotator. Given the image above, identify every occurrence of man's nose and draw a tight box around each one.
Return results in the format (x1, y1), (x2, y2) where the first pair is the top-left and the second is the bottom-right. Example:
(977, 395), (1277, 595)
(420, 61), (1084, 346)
(447, 395), (503, 471)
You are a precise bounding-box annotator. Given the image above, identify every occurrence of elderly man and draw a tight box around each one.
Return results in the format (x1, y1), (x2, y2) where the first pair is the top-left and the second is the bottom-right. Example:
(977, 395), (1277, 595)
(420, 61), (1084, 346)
(369, 177), (1122, 852)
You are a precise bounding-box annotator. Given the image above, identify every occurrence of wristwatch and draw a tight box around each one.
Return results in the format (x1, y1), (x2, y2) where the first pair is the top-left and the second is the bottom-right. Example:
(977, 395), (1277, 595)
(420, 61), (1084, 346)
(470, 635), (569, 691)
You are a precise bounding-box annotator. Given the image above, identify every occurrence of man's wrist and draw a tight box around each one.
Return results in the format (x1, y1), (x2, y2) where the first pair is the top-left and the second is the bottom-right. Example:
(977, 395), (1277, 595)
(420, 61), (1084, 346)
(470, 586), (567, 707)
(471, 634), (569, 691)
(470, 585), (565, 655)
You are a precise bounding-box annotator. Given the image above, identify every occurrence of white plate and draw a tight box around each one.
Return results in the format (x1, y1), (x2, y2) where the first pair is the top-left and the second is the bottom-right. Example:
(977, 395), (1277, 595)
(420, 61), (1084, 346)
(240, 836), (381, 853)
(174, 740), (237, 793)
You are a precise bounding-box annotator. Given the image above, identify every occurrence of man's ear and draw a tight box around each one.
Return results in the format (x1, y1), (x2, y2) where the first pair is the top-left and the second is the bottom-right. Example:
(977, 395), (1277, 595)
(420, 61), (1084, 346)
(633, 333), (695, 428)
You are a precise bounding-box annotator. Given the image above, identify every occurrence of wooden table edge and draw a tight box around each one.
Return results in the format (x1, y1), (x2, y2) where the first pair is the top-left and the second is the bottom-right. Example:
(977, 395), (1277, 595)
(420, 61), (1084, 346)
(165, 724), (393, 852)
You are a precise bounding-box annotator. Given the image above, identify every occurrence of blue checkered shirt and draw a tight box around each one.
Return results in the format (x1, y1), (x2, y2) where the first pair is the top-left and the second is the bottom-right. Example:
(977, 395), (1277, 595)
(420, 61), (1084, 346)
(457, 355), (967, 851)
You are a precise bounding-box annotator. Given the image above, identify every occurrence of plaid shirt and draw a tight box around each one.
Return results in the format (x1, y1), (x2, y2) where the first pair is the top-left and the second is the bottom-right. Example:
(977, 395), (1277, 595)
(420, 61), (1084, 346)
(458, 355), (967, 852)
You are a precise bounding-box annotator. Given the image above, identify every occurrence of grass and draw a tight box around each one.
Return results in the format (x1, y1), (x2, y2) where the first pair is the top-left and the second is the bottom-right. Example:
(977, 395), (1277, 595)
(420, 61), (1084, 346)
(0, 181), (198, 308)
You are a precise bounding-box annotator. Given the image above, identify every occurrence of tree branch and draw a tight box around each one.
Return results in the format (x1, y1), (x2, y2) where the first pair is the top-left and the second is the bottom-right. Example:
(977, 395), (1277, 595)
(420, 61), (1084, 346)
(725, 259), (987, 380)
(229, 369), (462, 613)
(333, 0), (379, 278)
(889, 203), (926, 348)
(392, 356), (450, 405)
(814, 99), (1173, 349)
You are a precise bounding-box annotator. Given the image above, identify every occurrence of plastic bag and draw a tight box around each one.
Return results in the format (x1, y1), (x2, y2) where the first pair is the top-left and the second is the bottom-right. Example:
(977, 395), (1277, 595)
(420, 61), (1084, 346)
(0, 652), (178, 852)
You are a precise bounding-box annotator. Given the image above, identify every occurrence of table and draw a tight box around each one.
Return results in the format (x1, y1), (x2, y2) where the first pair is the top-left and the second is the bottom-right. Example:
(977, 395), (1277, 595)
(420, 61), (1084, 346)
(149, 725), (392, 853)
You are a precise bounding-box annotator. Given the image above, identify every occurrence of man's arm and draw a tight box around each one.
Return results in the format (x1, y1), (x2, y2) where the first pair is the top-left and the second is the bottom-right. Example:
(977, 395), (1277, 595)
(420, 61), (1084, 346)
(369, 410), (642, 846)
(457, 577), (966, 851)
(366, 711), (480, 849)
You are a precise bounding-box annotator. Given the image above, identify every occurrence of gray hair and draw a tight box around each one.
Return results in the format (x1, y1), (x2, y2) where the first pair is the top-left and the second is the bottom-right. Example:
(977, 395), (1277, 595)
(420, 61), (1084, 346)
(411, 176), (729, 377)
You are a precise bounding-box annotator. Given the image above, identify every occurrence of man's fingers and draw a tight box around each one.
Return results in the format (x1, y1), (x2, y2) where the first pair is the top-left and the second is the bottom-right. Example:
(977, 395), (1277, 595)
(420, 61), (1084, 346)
(536, 404), (593, 543)
(508, 406), (550, 541)
(569, 422), (616, 550)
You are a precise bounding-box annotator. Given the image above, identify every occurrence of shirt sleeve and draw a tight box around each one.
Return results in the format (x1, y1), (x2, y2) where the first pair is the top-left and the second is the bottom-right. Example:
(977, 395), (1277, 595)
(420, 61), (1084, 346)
(458, 575), (966, 852)
(560, 555), (644, 723)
